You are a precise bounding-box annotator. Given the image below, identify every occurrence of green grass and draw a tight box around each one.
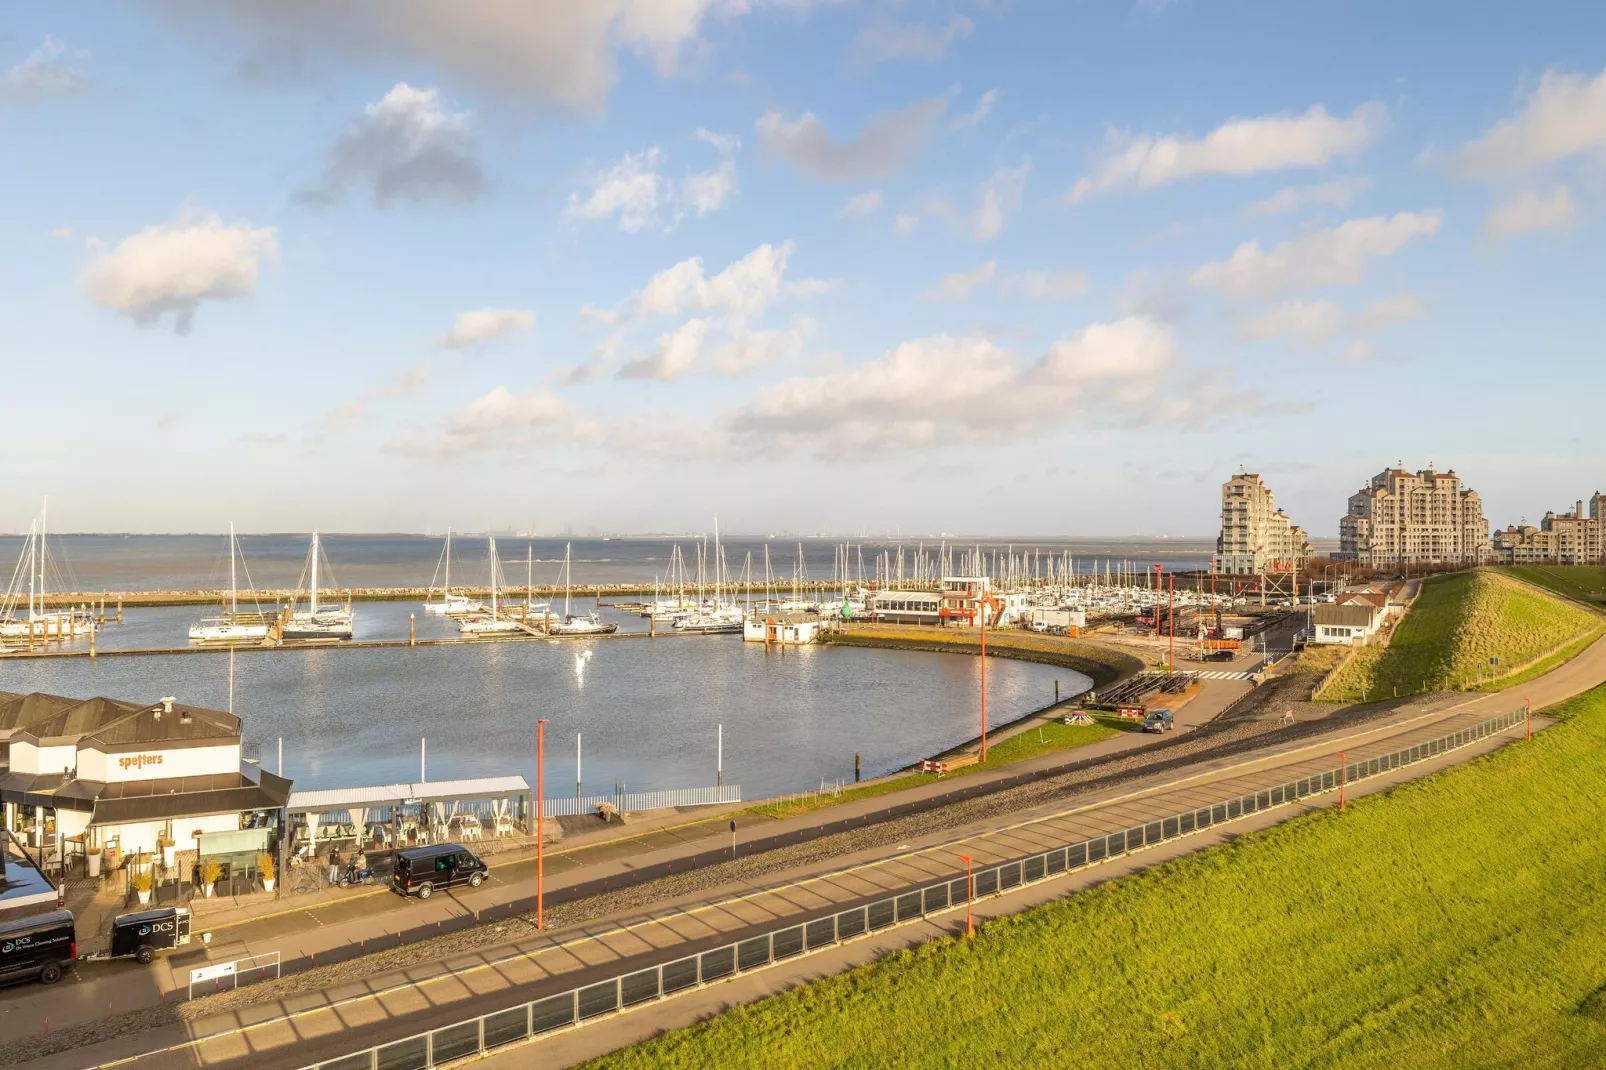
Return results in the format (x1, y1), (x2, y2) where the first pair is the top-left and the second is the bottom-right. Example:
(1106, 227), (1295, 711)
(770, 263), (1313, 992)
(742, 717), (1125, 819)
(588, 685), (1606, 1070)
(1317, 570), (1603, 702)
(1502, 565), (1606, 609)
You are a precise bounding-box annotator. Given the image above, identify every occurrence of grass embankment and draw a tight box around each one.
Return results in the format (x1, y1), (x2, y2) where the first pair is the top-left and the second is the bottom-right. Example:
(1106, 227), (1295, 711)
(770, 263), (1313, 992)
(1501, 565), (1606, 609)
(590, 685), (1606, 1070)
(826, 622), (1145, 689)
(742, 717), (1128, 819)
(1317, 570), (1603, 703)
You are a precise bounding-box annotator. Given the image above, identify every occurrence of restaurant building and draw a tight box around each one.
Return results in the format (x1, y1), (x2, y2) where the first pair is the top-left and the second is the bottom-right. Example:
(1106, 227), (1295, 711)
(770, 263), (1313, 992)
(0, 691), (290, 878)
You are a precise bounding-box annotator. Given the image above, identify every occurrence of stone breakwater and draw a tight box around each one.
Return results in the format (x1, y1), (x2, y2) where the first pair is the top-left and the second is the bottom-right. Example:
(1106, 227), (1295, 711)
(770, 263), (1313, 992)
(27, 581), (855, 609)
(824, 623), (1144, 691)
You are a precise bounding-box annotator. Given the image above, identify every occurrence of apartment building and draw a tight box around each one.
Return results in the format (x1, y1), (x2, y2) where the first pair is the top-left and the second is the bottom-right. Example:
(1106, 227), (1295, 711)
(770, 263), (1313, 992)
(1216, 472), (1313, 575)
(1492, 493), (1606, 565)
(1337, 465), (1491, 566)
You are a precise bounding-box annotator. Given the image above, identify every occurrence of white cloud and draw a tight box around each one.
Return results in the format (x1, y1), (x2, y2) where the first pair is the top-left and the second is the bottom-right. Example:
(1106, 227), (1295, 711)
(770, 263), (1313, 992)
(297, 83), (483, 207)
(155, 1), (807, 112)
(682, 128), (740, 217)
(1482, 186), (1577, 242)
(391, 384), (592, 455)
(1190, 210), (1443, 300)
(949, 88), (999, 133)
(1246, 176), (1368, 216)
(567, 146), (668, 231)
(894, 212), (920, 235)
(1236, 294), (1428, 343)
(1117, 268), (1188, 323)
(1454, 66), (1606, 179)
(756, 95), (948, 181)
(78, 209), (279, 334)
(838, 190), (884, 217)
(619, 318), (709, 380)
(1, 36), (86, 105)
(440, 307), (535, 348)
(730, 316), (1184, 454)
(1001, 270), (1089, 300)
(575, 241), (822, 381)
(619, 315), (816, 380)
(925, 261), (997, 302)
(570, 132), (739, 230)
(1068, 103), (1386, 203)
(854, 15), (973, 63)
(323, 361), (431, 431)
(975, 161), (1030, 240)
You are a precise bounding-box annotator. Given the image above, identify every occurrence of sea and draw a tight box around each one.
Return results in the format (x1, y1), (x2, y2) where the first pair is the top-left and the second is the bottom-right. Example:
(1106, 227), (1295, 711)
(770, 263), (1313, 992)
(0, 532), (1220, 593)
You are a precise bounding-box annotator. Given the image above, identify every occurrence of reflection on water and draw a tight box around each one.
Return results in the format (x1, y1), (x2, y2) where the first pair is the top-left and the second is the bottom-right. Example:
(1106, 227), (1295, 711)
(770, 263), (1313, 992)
(0, 634), (1089, 798)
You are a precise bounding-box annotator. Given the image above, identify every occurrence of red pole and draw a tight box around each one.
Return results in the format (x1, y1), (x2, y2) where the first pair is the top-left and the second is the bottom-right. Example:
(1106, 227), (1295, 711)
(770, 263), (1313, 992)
(979, 595), (988, 763)
(1167, 574), (1175, 674)
(537, 717), (548, 930)
(1524, 697), (1531, 741)
(959, 854), (974, 937)
(1338, 750), (1346, 812)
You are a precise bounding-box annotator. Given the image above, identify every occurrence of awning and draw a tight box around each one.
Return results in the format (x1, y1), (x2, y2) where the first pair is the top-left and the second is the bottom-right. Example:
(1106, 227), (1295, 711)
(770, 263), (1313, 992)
(286, 775), (531, 815)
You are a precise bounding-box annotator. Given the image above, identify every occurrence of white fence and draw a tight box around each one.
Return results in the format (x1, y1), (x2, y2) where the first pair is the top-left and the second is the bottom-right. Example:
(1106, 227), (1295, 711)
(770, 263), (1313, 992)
(543, 785), (740, 818)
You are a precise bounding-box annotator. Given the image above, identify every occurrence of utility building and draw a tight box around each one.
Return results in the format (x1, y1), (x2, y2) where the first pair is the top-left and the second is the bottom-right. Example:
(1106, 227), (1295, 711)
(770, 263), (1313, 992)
(1337, 465), (1491, 566)
(1216, 472), (1312, 576)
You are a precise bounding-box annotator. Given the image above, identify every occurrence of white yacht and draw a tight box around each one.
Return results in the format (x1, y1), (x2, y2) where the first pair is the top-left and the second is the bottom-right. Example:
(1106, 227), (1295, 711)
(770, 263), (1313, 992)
(424, 529), (486, 616)
(283, 529), (354, 640)
(548, 543), (619, 636)
(189, 523), (271, 643)
(458, 536), (524, 635)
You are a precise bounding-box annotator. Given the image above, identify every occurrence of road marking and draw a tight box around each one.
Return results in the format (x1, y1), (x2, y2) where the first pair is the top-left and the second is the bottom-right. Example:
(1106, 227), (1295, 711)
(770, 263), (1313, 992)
(93, 699), (1510, 1068)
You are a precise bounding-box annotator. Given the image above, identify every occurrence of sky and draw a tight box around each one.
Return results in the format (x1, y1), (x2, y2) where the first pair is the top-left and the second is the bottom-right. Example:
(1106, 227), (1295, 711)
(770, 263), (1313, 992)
(2, 1), (1604, 538)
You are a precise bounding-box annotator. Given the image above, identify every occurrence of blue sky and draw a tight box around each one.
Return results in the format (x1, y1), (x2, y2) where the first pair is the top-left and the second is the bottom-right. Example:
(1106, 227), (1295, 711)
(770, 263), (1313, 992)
(3, 1), (1603, 537)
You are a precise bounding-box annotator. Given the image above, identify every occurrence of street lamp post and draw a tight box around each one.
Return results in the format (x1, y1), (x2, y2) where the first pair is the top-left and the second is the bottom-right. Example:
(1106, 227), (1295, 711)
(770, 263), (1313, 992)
(537, 716), (549, 930)
(978, 591), (989, 763)
(959, 853), (974, 937)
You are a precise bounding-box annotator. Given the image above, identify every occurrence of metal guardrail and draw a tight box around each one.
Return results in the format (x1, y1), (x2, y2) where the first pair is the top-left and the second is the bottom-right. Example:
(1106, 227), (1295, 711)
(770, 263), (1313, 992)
(301, 707), (1527, 1070)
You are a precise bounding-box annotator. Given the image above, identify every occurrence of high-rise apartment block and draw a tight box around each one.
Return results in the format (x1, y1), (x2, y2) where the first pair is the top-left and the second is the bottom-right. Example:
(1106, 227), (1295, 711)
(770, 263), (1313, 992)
(1337, 465), (1490, 566)
(1493, 494), (1606, 565)
(1216, 472), (1312, 575)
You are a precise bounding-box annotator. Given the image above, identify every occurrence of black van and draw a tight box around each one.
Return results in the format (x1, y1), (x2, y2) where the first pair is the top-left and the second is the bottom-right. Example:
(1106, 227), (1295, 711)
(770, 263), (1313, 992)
(391, 843), (488, 900)
(110, 905), (193, 964)
(0, 909), (77, 987)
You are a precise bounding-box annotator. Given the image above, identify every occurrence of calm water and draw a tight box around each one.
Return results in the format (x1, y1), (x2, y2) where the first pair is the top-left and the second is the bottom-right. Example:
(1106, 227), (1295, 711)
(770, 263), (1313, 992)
(0, 631), (1087, 798)
(0, 533), (1220, 593)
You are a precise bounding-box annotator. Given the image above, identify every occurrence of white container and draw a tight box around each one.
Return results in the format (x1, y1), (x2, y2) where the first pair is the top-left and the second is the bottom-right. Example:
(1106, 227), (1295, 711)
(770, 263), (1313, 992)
(262, 877), (276, 893)
(87, 851), (102, 878)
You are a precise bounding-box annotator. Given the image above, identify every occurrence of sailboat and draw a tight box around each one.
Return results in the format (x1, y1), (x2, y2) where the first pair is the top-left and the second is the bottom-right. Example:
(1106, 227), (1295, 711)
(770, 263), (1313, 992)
(283, 530), (354, 640)
(0, 502), (98, 641)
(675, 519), (744, 634)
(423, 529), (486, 616)
(458, 536), (524, 635)
(188, 523), (271, 643)
(548, 542), (618, 636)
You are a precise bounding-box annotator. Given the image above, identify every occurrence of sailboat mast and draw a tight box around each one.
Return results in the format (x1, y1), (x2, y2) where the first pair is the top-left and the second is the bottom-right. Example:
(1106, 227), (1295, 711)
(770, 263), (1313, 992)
(26, 520), (36, 620)
(38, 499), (47, 617)
(564, 542), (572, 617)
(489, 536), (498, 614)
(229, 521), (238, 615)
(310, 530), (320, 615)
(444, 528), (452, 598)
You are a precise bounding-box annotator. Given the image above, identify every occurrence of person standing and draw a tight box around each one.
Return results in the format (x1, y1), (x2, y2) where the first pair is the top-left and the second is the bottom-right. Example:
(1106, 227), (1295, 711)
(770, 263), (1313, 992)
(327, 846), (341, 885)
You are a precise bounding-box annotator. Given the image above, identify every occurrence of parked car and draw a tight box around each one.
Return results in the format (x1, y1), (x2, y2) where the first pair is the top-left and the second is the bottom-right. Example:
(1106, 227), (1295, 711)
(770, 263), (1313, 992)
(391, 843), (488, 900)
(0, 909), (76, 987)
(1141, 708), (1174, 733)
(110, 905), (193, 964)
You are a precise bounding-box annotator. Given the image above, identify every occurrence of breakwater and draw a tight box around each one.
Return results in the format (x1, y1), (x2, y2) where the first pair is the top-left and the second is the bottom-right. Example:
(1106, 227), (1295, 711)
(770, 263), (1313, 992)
(824, 623), (1144, 690)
